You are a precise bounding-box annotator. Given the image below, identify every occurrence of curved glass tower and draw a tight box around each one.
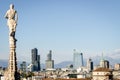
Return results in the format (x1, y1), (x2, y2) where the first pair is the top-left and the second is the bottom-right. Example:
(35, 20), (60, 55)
(73, 50), (84, 69)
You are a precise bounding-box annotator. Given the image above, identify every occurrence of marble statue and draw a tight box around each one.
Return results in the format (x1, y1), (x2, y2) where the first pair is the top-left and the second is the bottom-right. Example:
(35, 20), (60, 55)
(4, 4), (20, 80)
(5, 4), (18, 40)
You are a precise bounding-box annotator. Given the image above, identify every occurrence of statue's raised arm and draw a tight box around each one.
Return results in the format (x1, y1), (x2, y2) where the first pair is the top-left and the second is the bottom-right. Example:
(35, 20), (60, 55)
(5, 4), (18, 37)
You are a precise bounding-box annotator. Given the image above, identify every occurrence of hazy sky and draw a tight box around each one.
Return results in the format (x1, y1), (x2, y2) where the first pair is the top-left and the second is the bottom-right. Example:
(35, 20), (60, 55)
(0, 0), (120, 64)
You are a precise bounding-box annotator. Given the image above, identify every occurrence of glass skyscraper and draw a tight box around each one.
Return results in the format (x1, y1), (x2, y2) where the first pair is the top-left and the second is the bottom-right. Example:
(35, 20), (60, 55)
(31, 48), (41, 71)
(73, 50), (84, 69)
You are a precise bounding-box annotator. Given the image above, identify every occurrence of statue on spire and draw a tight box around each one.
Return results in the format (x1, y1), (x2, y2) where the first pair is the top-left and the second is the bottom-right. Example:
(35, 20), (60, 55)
(5, 4), (18, 42)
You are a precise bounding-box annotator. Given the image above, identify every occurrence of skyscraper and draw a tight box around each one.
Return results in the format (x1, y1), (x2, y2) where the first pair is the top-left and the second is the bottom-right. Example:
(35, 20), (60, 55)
(100, 60), (109, 68)
(31, 48), (41, 71)
(87, 58), (93, 72)
(100, 53), (109, 68)
(47, 50), (52, 61)
(32, 48), (38, 63)
(73, 50), (84, 69)
(37, 55), (41, 71)
(20, 61), (26, 72)
(46, 50), (54, 69)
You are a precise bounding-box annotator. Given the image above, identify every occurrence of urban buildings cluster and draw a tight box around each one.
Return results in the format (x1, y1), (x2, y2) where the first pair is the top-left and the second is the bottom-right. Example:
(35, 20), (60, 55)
(0, 48), (120, 80)
(21, 48), (54, 72)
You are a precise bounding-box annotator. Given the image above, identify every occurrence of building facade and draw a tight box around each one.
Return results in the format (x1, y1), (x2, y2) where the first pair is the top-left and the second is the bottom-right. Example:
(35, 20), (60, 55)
(73, 50), (84, 69)
(31, 48), (41, 71)
(92, 68), (113, 80)
(87, 58), (93, 72)
(20, 61), (26, 72)
(46, 50), (54, 69)
(100, 60), (109, 68)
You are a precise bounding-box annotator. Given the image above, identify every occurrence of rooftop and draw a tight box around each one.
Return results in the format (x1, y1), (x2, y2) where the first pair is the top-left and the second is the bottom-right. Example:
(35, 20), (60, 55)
(93, 68), (112, 72)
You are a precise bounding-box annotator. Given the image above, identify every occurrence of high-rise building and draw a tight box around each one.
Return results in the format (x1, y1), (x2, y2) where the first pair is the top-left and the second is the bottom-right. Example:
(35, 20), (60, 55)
(46, 50), (54, 69)
(37, 55), (41, 71)
(100, 53), (109, 68)
(20, 61), (26, 72)
(100, 60), (109, 68)
(31, 48), (41, 71)
(47, 50), (52, 61)
(73, 50), (84, 69)
(32, 48), (38, 63)
(87, 58), (93, 72)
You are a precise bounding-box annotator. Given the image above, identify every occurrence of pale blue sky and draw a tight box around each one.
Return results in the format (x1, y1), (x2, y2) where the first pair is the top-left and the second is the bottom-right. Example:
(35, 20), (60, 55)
(0, 0), (120, 64)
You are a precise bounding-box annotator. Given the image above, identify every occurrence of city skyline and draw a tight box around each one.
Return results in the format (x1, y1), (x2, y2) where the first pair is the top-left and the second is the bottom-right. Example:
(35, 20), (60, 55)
(0, 0), (120, 64)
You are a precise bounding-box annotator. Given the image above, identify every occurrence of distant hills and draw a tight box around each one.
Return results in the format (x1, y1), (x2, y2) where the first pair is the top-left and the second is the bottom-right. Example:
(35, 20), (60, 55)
(36, 61), (73, 69)
(54, 61), (73, 68)
(0, 59), (8, 67)
(0, 59), (73, 69)
(0, 59), (22, 68)
(92, 56), (120, 67)
(0, 56), (120, 69)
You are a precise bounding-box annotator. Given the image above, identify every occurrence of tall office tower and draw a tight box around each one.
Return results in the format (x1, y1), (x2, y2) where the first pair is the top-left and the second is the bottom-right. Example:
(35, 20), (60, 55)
(104, 60), (109, 68)
(87, 58), (93, 72)
(80, 53), (84, 66)
(73, 50), (84, 69)
(100, 53), (109, 68)
(37, 55), (41, 71)
(20, 61), (26, 72)
(100, 60), (109, 68)
(31, 48), (41, 71)
(47, 50), (52, 60)
(32, 48), (38, 63)
(46, 50), (54, 69)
